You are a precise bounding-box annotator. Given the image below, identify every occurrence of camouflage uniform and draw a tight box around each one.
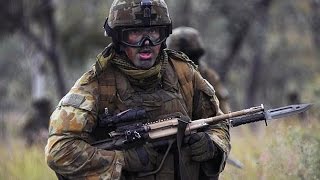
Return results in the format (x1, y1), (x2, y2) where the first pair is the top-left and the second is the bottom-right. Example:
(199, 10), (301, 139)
(167, 27), (231, 113)
(45, 1), (230, 180)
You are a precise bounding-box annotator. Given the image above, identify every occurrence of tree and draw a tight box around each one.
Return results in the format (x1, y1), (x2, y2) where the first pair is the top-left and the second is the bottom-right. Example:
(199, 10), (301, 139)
(245, 0), (273, 108)
(0, 0), (66, 98)
(309, 0), (320, 54)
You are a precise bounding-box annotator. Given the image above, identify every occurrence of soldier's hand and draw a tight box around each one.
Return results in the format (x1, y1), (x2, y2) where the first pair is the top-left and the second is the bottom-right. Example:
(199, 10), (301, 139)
(185, 132), (217, 162)
(123, 143), (158, 172)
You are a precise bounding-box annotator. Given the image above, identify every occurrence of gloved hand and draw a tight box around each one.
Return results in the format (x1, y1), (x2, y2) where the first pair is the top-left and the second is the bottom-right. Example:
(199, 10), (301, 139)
(185, 132), (217, 162)
(122, 143), (158, 172)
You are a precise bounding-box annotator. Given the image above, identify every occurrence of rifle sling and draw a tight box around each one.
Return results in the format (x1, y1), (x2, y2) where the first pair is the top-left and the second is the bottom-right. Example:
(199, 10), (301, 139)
(176, 118), (190, 180)
(137, 139), (175, 177)
(137, 118), (190, 179)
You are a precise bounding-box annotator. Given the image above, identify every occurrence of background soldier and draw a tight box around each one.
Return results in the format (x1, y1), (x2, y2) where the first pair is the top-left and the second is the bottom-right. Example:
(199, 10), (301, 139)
(45, 0), (230, 179)
(167, 26), (247, 169)
(22, 98), (51, 146)
(167, 26), (231, 113)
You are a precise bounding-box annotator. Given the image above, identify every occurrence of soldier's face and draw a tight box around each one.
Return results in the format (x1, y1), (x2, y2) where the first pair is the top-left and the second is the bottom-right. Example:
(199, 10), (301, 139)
(124, 41), (161, 69)
(122, 27), (162, 69)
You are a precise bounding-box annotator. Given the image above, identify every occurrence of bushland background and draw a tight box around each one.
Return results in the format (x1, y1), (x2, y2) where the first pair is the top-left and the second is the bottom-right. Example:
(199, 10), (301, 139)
(0, 0), (319, 179)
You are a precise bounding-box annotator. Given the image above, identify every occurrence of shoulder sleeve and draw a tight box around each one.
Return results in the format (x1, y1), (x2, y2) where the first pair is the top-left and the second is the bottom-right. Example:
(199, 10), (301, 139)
(49, 69), (99, 136)
(46, 60), (125, 179)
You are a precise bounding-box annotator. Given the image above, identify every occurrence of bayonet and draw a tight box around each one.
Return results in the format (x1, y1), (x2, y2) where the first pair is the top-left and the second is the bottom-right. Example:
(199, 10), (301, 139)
(265, 103), (311, 120)
(230, 103), (312, 127)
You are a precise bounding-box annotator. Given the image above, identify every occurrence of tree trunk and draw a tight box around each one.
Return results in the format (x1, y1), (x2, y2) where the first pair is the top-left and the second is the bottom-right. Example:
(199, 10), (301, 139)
(219, 0), (273, 83)
(20, 0), (66, 98)
(244, 0), (273, 132)
(310, 0), (320, 54)
(245, 0), (273, 108)
(219, 20), (250, 82)
(32, 54), (47, 99)
(175, 0), (192, 27)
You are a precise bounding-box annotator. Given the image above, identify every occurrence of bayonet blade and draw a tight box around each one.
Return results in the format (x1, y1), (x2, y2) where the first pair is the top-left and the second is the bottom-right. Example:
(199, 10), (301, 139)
(264, 103), (312, 120)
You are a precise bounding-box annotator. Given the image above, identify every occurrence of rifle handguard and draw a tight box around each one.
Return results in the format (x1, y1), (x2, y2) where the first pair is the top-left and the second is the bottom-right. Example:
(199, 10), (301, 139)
(230, 113), (266, 127)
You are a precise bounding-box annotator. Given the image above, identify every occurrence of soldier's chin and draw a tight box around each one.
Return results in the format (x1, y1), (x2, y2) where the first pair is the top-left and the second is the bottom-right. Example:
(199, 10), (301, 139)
(139, 61), (154, 69)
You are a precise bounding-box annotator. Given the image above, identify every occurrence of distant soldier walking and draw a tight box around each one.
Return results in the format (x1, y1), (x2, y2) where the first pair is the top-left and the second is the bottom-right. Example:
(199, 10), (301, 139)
(167, 26), (231, 113)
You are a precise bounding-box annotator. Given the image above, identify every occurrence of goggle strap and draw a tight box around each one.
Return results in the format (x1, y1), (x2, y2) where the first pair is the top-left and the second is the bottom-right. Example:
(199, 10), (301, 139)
(103, 18), (114, 37)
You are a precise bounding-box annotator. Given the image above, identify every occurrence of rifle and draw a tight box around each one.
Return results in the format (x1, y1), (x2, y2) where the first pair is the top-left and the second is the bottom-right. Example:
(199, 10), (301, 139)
(92, 103), (311, 150)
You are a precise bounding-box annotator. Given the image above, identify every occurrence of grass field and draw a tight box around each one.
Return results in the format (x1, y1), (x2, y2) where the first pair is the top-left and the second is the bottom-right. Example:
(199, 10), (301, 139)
(221, 117), (320, 180)
(0, 116), (319, 180)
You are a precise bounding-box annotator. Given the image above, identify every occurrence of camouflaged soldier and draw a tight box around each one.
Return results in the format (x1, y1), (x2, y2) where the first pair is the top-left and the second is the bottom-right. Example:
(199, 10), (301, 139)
(45, 0), (230, 179)
(167, 27), (231, 114)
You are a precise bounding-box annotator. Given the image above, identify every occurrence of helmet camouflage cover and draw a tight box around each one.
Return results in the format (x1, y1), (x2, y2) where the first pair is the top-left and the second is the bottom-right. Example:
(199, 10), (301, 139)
(107, 0), (172, 29)
(167, 26), (205, 58)
(105, 0), (172, 48)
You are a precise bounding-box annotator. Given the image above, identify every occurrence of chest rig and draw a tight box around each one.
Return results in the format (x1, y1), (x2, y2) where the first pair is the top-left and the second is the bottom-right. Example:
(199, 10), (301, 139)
(94, 49), (196, 138)
(93, 48), (202, 179)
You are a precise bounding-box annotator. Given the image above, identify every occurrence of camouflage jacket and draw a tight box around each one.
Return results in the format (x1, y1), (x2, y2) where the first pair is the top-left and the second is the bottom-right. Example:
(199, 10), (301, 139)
(45, 48), (230, 180)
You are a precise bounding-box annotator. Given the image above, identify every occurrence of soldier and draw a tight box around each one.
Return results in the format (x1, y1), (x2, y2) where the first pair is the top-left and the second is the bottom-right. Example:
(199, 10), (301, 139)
(45, 0), (230, 180)
(22, 98), (51, 146)
(167, 27), (231, 113)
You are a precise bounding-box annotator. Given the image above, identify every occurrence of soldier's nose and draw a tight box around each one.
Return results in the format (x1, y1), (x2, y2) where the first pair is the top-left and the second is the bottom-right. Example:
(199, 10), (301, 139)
(143, 39), (150, 46)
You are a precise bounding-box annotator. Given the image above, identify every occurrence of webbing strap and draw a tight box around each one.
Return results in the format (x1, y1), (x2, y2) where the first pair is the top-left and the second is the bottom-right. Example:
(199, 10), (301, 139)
(176, 117), (190, 180)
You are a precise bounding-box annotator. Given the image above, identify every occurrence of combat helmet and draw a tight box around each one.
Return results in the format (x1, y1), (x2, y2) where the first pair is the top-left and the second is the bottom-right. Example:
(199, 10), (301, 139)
(104, 0), (172, 48)
(167, 26), (205, 63)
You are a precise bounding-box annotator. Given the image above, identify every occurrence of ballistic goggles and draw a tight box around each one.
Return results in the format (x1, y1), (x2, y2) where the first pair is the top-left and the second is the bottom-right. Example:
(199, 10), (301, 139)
(119, 26), (169, 47)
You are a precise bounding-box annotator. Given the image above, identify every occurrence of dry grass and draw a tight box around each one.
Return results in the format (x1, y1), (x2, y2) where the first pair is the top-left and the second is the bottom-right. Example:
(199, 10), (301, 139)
(0, 112), (56, 180)
(0, 142), (56, 180)
(221, 117), (320, 180)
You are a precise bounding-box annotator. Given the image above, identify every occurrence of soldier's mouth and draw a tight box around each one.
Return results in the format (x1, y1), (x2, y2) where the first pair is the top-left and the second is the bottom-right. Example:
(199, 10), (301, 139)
(139, 50), (152, 60)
